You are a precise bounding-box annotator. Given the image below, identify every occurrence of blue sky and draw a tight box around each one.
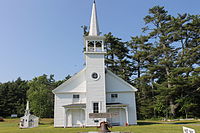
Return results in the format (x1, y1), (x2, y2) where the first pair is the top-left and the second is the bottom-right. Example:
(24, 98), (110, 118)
(0, 0), (199, 83)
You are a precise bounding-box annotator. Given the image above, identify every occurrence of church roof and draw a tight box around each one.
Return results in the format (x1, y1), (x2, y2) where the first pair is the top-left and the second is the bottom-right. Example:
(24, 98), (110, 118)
(89, 0), (100, 36)
(52, 68), (137, 93)
(62, 103), (128, 108)
(63, 103), (86, 108)
(106, 103), (128, 107)
(20, 114), (39, 119)
(52, 68), (86, 93)
(106, 69), (138, 92)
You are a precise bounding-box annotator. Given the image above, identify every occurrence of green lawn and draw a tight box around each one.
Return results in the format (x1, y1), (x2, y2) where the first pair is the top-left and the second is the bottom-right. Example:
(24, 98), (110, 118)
(0, 119), (200, 133)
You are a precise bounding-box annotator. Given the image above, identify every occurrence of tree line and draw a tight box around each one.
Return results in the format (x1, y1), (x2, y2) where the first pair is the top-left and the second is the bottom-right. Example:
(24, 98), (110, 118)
(104, 6), (200, 119)
(0, 75), (70, 118)
(0, 6), (199, 119)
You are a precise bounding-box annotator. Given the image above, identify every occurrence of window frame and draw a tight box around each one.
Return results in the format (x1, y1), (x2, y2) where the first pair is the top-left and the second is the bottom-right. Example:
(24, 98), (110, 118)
(73, 94), (80, 99)
(93, 102), (99, 113)
(91, 72), (100, 80)
(111, 94), (118, 99)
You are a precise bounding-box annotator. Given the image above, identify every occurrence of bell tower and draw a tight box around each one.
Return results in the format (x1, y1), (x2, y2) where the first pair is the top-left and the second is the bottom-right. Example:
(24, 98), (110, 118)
(84, 0), (105, 53)
(84, 1), (107, 126)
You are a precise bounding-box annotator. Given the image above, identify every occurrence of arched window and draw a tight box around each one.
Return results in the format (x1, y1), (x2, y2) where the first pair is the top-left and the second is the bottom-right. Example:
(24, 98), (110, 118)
(88, 41), (94, 52)
(96, 41), (102, 52)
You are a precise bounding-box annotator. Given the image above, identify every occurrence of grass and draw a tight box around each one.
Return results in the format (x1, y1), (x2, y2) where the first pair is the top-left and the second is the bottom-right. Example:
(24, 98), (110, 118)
(0, 119), (200, 133)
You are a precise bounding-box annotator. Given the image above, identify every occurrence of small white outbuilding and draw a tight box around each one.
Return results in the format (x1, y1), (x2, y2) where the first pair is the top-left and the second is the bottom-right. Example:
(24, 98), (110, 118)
(53, 1), (137, 127)
(19, 101), (39, 128)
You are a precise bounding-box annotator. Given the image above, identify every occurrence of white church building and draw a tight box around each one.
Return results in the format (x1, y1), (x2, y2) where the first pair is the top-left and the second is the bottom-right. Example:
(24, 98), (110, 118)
(19, 101), (39, 128)
(52, 1), (137, 127)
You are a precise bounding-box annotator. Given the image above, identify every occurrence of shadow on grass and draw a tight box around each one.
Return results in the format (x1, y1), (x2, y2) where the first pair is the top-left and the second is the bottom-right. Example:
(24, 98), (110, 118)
(138, 121), (199, 125)
(173, 121), (199, 125)
(39, 122), (54, 125)
(138, 122), (161, 125)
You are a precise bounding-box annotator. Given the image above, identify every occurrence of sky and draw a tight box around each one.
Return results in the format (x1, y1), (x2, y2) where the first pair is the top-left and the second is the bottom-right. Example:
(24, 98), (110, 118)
(0, 0), (199, 83)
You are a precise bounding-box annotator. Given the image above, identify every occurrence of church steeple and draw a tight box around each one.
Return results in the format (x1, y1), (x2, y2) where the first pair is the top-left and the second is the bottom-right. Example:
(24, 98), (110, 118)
(85, 1), (107, 125)
(24, 101), (30, 116)
(89, 0), (100, 36)
(84, 1), (105, 53)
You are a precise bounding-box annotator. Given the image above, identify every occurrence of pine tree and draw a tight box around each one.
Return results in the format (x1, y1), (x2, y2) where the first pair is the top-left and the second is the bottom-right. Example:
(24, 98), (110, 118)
(104, 32), (131, 82)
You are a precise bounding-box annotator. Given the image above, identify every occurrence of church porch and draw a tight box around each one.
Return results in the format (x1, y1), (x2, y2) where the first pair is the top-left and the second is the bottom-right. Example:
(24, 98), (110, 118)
(63, 104), (86, 128)
(106, 103), (129, 126)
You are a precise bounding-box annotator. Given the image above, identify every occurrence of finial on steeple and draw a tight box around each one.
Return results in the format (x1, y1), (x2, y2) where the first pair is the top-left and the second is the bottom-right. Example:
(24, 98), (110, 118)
(89, 0), (99, 36)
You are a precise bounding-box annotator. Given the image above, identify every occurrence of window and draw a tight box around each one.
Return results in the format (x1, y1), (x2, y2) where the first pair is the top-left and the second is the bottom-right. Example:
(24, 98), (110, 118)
(73, 94), (80, 103)
(73, 94), (79, 99)
(94, 120), (99, 123)
(96, 41), (102, 52)
(92, 72), (98, 79)
(93, 102), (99, 113)
(88, 41), (95, 52)
(91, 72), (100, 80)
(96, 41), (102, 47)
(88, 41), (94, 47)
(111, 94), (118, 99)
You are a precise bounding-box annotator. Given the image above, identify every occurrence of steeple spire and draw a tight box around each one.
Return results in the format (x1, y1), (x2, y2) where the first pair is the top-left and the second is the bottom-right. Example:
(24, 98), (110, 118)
(89, 1), (100, 36)
(25, 101), (30, 116)
(26, 101), (29, 110)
